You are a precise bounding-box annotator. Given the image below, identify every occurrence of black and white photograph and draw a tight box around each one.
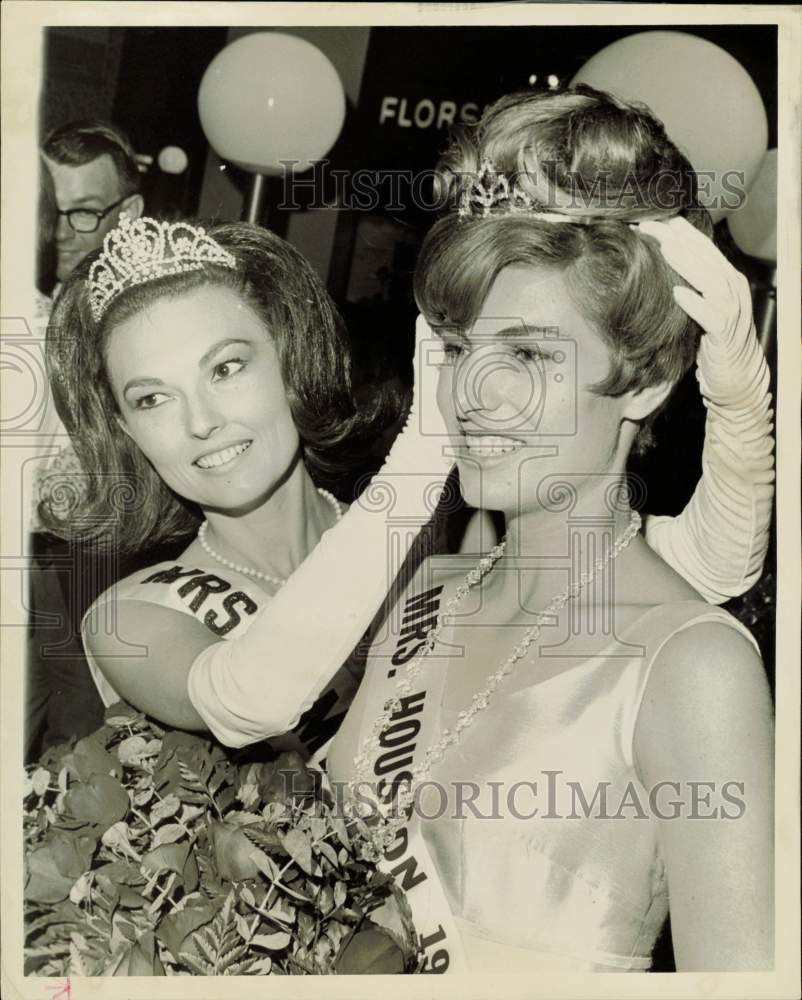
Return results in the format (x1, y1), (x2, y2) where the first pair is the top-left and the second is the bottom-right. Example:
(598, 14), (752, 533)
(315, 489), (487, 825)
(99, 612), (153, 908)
(1, 3), (799, 997)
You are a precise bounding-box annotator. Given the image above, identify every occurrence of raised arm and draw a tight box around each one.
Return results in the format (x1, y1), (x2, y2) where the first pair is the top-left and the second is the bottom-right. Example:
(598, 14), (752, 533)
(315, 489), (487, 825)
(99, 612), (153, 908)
(177, 318), (451, 747)
(637, 218), (774, 603)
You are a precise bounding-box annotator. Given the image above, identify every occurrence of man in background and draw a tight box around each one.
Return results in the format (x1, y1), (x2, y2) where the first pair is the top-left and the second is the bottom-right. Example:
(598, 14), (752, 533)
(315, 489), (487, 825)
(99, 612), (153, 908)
(43, 119), (144, 288)
(27, 120), (145, 762)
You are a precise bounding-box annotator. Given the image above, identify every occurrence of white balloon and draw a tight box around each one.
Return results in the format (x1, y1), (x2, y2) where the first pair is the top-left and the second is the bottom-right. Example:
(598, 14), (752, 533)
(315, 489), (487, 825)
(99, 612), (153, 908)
(727, 149), (777, 263)
(158, 146), (188, 175)
(198, 32), (346, 175)
(572, 31), (768, 222)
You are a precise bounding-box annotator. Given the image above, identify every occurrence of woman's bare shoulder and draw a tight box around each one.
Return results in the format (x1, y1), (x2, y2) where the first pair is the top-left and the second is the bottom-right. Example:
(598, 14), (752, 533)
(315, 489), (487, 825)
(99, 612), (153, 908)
(634, 613), (771, 776)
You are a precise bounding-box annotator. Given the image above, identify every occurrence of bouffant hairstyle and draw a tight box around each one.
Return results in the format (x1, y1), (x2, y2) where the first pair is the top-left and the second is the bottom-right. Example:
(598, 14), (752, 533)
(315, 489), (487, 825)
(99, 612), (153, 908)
(414, 85), (714, 453)
(43, 222), (379, 551)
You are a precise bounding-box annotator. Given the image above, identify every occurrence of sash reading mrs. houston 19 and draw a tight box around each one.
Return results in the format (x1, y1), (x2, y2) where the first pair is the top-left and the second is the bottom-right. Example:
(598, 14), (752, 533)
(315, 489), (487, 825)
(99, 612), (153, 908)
(359, 584), (467, 974)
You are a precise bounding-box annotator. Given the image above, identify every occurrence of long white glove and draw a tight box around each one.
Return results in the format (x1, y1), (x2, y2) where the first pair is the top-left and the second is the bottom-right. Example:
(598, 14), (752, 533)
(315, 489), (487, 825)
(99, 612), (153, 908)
(637, 218), (774, 604)
(188, 317), (453, 747)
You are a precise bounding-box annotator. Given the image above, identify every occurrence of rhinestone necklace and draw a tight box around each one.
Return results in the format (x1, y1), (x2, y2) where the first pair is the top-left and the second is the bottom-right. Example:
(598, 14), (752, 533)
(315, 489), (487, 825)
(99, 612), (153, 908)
(197, 486), (343, 587)
(349, 508), (642, 859)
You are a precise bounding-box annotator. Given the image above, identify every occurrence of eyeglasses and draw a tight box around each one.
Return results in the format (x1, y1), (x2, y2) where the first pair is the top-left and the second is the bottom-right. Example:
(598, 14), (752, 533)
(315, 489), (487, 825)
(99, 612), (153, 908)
(56, 195), (131, 234)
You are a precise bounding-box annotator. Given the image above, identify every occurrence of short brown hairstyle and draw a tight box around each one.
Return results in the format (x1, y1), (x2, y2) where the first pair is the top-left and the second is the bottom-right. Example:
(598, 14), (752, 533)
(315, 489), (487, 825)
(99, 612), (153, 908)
(43, 119), (141, 199)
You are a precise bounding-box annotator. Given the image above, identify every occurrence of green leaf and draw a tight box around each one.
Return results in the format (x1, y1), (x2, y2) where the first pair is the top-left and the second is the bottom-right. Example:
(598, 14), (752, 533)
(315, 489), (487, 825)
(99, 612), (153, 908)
(150, 793), (180, 824)
(25, 846), (75, 903)
(73, 734), (122, 781)
(133, 786), (154, 807)
(266, 876), (311, 904)
(70, 938), (91, 975)
(318, 884), (334, 915)
(367, 882), (419, 956)
(30, 767), (51, 797)
(183, 845), (200, 893)
(241, 823), (283, 854)
(95, 861), (146, 886)
(265, 896), (296, 926)
(153, 730), (212, 797)
(64, 773), (129, 829)
(297, 910), (316, 947)
(239, 885), (257, 907)
(116, 886), (150, 908)
(318, 839), (341, 869)
(315, 935), (334, 967)
(249, 847), (280, 881)
(329, 813), (351, 850)
(258, 751), (318, 805)
(103, 700), (145, 727)
(101, 821), (141, 862)
(333, 880), (347, 909)
(117, 735), (148, 766)
(151, 822), (186, 847)
(156, 902), (216, 963)
(109, 914), (138, 951)
(208, 820), (261, 881)
(142, 840), (190, 878)
(225, 809), (262, 826)
(309, 815), (327, 842)
(325, 918), (350, 953)
(105, 930), (165, 975)
(49, 829), (97, 878)
(279, 827), (315, 876)
(177, 948), (212, 975)
(233, 911), (252, 942)
(216, 785), (237, 813)
(251, 930), (291, 951)
(335, 924), (406, 975)
(262, 799), (291, 823)
(177, 891), (247, 974)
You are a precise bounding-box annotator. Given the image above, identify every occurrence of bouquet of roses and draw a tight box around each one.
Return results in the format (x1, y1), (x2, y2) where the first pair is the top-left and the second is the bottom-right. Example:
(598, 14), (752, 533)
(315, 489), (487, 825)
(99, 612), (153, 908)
(23, 702), (420, 975)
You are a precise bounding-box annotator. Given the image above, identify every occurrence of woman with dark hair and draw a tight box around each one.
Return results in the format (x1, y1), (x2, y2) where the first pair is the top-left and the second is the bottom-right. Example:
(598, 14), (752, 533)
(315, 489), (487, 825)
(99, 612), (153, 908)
(326, 87), (774, 972)
(44, 218), (453, 755)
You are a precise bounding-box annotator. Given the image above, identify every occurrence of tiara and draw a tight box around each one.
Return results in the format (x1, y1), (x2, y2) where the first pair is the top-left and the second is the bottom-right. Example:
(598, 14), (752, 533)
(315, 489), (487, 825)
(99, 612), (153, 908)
(88, 216), (237, 321)
(457, 158), (580, 223)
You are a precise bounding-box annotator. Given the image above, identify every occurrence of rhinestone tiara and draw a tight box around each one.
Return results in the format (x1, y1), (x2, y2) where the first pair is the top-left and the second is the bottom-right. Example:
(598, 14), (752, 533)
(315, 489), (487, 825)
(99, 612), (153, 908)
(457, 157), (581, 222)
(88, 216), (238, 321)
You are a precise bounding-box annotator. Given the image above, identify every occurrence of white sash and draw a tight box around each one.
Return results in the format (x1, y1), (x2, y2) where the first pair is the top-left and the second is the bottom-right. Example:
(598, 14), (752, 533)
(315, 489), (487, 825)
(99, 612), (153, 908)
(353, 587), (468, 974)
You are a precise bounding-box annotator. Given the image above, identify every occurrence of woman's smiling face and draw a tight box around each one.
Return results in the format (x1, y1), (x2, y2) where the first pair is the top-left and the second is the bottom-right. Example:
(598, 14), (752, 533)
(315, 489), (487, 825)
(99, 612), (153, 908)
(105, 285), (300, 513)
(436, 264), (628, 515)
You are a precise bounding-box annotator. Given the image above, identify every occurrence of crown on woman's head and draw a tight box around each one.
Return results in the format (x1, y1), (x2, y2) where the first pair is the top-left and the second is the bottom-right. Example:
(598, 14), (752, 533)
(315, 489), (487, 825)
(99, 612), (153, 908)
(458, 158), (581, 223)
(88, 216), (237, 321)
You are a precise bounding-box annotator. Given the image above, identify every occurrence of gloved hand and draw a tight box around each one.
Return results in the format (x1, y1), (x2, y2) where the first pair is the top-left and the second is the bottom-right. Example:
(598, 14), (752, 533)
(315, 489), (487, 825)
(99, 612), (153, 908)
(188, 315), (454, 746)
(636, 218), (774, 603)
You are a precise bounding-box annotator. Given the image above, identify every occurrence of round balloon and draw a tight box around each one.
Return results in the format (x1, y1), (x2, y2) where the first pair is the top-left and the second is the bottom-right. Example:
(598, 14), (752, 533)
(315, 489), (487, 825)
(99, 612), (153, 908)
(158, 146), (188, 175)
(572, 31), (768, 222)
(198, 32), (346, 175)
(727, 148), (777, 263)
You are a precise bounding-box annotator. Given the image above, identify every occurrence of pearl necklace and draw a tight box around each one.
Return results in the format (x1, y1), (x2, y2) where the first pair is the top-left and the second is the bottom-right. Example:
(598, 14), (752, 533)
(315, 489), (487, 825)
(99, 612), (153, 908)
(197, 487), (343, 587)
(349, 509), (642, 859)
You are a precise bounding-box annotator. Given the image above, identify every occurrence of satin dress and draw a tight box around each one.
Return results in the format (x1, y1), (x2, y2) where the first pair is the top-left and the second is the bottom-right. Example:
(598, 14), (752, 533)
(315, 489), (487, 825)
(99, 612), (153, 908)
(327, 597), (759, 973)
